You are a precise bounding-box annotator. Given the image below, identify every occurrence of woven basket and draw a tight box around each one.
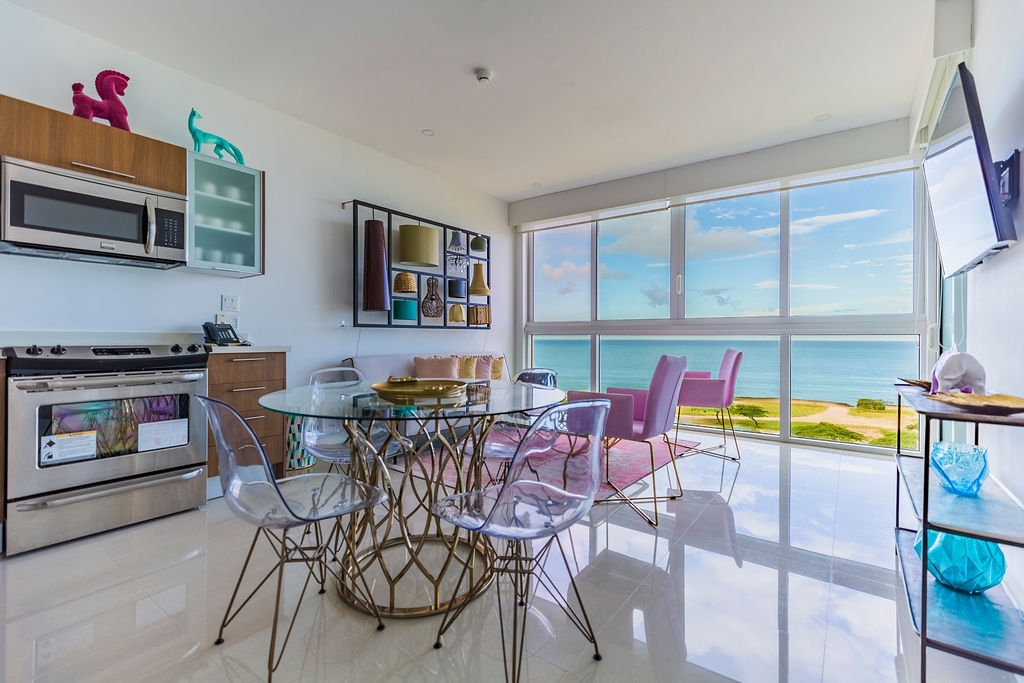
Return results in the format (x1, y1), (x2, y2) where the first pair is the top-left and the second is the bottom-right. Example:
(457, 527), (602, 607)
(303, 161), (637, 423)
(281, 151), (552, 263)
(393, 271), (417, 293)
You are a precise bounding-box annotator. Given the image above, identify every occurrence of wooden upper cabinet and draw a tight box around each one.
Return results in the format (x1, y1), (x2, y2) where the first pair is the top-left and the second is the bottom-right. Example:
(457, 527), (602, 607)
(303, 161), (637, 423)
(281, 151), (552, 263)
(0, 94), (186, 195)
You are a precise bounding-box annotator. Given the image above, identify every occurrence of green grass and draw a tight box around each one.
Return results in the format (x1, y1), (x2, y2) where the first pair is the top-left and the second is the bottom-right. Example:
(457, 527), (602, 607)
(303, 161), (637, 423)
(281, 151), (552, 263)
(869, 430), (919, 449)
(791, 422), (866, 443)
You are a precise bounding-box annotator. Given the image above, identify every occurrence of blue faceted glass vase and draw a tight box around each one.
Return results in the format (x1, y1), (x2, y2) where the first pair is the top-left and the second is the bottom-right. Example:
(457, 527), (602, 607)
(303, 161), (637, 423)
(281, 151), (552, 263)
(914, 529), (1005, 593)
(931, 441), (988, 496)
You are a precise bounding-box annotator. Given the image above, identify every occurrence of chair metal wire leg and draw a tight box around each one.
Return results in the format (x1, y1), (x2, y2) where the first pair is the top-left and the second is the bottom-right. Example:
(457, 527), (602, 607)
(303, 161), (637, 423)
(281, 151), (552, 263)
(595, 440), (660, 527)
(726, 407), (742, 460)
(215, 527), (261, 646)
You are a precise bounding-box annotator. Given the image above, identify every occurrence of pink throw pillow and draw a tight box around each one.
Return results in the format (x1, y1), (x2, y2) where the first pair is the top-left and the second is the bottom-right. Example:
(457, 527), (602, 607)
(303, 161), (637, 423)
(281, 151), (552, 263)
(475, 355), (494, 379)
(413, 355), (458, 378)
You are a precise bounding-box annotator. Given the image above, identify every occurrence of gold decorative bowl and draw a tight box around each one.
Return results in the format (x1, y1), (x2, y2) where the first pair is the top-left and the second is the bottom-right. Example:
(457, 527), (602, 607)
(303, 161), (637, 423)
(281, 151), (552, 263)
(929, 392), (1024, 414)
(371, 378), (467, 402)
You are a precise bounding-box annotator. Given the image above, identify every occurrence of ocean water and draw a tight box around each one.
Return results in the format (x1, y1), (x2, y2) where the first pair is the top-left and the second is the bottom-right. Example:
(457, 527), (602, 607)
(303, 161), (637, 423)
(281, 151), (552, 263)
(533, 337), (919, 406)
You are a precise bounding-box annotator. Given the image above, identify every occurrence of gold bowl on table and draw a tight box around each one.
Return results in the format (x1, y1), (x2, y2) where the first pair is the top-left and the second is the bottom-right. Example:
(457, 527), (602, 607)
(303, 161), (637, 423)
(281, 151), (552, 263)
(928, 392), (1024, 415)
(371, 377), (467, 402)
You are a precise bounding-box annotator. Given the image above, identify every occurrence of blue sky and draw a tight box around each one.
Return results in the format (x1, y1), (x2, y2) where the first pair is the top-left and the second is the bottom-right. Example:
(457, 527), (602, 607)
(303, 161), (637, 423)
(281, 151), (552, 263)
(533, 171), (914, 320)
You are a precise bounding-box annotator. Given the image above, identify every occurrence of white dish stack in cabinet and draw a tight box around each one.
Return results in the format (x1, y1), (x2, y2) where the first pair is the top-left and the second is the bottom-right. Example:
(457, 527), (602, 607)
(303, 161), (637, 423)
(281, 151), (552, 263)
(186, 152), (264, 277)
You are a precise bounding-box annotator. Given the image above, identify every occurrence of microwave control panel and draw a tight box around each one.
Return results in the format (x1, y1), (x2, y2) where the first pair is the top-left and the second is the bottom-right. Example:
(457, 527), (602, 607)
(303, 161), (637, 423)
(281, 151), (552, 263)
(155, 209), (185, 249)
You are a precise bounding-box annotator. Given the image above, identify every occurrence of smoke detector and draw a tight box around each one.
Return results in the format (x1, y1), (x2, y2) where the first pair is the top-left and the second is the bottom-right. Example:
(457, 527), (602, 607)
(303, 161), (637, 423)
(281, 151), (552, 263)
(474, 68), (494, 83)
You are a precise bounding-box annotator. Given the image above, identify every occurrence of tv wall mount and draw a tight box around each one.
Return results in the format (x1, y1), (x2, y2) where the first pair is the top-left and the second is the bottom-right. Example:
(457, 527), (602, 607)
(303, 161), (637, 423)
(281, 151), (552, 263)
(996, 149), (1020, 207)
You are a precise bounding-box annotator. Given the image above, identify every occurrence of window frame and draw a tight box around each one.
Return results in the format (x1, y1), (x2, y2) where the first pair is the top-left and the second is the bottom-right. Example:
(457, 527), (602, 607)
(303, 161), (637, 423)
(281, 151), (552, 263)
(521, 163), (936, 452)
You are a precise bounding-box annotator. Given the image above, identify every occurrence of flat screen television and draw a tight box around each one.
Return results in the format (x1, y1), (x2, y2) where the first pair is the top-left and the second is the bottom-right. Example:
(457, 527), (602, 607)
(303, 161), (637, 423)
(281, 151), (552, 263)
(923, 62), (1017, 277)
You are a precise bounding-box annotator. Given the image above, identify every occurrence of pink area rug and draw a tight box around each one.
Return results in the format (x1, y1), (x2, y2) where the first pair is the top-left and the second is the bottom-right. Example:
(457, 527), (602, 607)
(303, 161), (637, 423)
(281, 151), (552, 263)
(399, 434), (700, 499)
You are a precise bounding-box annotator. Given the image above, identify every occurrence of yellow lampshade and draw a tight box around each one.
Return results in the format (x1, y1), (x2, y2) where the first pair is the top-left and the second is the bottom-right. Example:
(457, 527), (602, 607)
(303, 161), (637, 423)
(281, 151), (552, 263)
(469, 262), (490, 296)
(398, 224), (439, 266)
(448, 304), (465, 322)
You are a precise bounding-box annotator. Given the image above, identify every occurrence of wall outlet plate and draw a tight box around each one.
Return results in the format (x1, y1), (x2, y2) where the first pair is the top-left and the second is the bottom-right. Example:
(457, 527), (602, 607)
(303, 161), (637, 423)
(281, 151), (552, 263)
(220, 294), (239, 312)
(215, 313), (232, 324)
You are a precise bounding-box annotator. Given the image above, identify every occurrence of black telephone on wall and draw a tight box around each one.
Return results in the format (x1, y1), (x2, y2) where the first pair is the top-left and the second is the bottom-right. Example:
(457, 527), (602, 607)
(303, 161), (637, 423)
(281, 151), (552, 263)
(203, 322), (242, 346)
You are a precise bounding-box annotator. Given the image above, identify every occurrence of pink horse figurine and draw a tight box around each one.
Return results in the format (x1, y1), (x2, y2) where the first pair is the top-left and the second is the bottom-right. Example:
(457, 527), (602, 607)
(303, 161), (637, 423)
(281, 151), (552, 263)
(71, 70), (131, 132)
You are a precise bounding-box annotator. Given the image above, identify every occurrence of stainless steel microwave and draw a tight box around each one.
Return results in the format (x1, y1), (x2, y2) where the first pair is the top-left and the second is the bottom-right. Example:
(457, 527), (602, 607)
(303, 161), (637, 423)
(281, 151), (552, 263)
(0, 156), (187, 269)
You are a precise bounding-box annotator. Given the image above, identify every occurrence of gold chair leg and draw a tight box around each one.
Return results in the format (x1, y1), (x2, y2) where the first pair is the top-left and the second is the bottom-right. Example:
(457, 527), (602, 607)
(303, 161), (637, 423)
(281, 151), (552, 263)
(595, 439), (661, 526)
(215, 527), (261, 645)
(726, 407), (742, 460)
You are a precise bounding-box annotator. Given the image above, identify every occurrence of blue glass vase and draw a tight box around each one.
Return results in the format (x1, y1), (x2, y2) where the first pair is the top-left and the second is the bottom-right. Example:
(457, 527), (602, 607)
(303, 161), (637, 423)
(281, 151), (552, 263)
(931, 441), (988, 496)
(914, 529), (1005, 593)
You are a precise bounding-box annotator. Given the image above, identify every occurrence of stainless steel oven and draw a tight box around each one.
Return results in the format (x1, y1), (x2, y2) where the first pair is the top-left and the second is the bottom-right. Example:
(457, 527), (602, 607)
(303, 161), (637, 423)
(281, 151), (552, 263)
(4, 344), (208, 554)
(0, 157), (187, 268)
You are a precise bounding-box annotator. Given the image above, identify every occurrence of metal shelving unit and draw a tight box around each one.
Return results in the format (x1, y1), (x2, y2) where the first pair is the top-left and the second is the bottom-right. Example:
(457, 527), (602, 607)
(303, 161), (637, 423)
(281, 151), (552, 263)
(350, 200), (491, 329)
(893, 383), (1024, 679)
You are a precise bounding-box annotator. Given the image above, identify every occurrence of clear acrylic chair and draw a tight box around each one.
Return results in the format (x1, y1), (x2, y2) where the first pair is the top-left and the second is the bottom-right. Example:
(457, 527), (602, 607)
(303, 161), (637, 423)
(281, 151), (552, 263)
(473, 367), (560, 475)
(432, 398), (610, 682)
(303, 366), (408, 469)
(199, 396), (388, 682)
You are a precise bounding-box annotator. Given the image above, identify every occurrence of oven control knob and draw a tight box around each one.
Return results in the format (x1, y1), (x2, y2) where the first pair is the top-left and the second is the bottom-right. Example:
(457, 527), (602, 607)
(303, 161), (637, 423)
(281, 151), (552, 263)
(26, 345), (43, 356)
(50, 345), (67, 355)
(170, 344), (183, 353)
(187, 344), (200, 353)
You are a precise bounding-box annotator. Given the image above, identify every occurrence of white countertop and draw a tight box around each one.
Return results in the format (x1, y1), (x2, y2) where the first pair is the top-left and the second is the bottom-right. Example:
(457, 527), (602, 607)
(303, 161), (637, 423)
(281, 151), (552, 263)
(207, 345), (291, 354)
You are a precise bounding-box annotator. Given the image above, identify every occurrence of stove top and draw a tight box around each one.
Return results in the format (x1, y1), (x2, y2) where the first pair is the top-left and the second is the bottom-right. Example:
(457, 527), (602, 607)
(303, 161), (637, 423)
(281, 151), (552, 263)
(4, 344), (209, 376)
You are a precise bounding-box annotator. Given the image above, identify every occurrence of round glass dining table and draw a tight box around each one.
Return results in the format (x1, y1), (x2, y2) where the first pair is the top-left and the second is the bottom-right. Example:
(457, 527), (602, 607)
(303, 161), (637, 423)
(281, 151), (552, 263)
(259, 379), (566, 618)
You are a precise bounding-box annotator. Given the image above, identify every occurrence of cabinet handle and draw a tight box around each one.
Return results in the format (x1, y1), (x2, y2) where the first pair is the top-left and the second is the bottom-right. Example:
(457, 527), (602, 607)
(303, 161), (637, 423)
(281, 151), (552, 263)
(70, 161), (136, 180)
(144, 196), (156, 254)
(244, 415), (266, 421)
(231, 357), (266, 362)
(231, 386), (267, 392)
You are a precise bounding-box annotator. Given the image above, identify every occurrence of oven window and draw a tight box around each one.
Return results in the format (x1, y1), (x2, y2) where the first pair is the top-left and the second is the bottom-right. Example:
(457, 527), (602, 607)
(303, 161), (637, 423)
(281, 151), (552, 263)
(38, 395), (190, 467)
(11, 181), (144, 242)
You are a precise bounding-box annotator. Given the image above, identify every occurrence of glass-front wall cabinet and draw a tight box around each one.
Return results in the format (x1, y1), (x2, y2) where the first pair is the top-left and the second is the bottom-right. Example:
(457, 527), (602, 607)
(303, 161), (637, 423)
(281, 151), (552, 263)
(188, 152), (263, 276)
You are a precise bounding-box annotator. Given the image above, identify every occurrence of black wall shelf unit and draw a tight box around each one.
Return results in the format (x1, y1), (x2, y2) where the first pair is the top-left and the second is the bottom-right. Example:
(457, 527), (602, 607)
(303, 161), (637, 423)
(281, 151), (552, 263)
(350, 200), (491, 330)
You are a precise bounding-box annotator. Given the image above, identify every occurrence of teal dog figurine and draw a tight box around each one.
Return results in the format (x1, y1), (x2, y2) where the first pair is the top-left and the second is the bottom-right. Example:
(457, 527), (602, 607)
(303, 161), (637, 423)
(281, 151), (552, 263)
(188, 109), (244, 165)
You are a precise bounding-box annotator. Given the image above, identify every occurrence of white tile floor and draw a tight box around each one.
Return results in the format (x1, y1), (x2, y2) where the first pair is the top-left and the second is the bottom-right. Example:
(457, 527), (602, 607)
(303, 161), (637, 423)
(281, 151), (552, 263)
(0, 433), (1014, 682)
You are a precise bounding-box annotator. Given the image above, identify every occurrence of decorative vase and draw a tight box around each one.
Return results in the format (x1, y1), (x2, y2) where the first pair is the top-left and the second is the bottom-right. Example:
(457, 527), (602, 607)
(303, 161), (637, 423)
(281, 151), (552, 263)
(469, 235), (487, 252)
(421, 277), (444, 317)
(362, 220), (390, 311)
(448, 304), (465, 322)
(931, 441), (988, 496)
(393, 299), (417, 320)
(393, 271), (417, 294)
(448, 231), (465, 252)
(469, 262), (490, 296)
(447, 278), (467, 299)
(399, 224), (439, 266)
(914, 529), (1006, 593)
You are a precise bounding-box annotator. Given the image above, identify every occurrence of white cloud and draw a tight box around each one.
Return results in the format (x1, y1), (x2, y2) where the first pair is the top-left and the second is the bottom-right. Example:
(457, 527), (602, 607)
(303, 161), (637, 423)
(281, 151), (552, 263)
(599, 215), (670, 259)
(843, 228), (913, 249)
(792, 283), (840, 290)
(791, 209), (888, 235)
(645, 261), (671, 268)
(754, 279), (779, 290)
(641, 283), (669, 308)
(598, 262), (629, 280)
(541, 259), (589, 282)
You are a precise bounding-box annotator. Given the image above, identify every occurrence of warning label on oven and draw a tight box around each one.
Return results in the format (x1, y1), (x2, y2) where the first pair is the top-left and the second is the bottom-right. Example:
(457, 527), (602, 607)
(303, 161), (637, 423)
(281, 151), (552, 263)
(40, 431), (98, 466)
(138, 418), (189, 452)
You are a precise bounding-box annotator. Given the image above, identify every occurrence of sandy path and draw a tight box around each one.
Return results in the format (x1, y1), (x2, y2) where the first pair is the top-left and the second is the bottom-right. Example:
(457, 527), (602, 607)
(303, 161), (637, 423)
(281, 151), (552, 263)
(791, 404), (897, 428)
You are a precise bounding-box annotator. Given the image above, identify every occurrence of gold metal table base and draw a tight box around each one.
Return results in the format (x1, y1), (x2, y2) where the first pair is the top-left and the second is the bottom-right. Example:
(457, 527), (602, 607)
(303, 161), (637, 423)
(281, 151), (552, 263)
(332, 411), (500, 618)
(337, 534), (495, 618)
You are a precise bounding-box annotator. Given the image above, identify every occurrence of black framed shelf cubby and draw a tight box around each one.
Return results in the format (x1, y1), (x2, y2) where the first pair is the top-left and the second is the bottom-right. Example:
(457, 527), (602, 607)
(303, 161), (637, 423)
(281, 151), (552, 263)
(351, 200), (492, 329)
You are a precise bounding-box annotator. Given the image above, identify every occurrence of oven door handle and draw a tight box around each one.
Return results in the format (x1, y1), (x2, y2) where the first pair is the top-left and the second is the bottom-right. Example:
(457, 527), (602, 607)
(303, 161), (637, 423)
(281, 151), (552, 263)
(144, 196), (157, 254)
(14, 468), (204, 511)
(18, 372), (205, 392)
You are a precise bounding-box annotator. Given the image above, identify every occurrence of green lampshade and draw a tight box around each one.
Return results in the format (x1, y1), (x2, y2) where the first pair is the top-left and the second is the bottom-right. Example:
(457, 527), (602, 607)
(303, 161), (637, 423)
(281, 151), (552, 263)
(393, 299), (418, 320)
(399, 224), (440, 266)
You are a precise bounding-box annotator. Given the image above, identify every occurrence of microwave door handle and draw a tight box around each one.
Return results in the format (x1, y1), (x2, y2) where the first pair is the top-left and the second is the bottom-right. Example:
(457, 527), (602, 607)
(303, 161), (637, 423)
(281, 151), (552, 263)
(144, 196), (156, 254)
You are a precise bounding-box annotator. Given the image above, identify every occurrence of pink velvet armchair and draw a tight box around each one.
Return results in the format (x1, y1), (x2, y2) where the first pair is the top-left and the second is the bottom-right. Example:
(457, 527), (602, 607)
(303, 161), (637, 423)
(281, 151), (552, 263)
(675, 348), (743, 460)
(567, 354), (687, 527)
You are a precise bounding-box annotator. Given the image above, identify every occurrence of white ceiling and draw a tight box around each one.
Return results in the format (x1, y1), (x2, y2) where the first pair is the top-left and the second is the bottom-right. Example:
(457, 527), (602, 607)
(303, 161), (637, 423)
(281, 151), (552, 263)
(14, 0), (933, 202)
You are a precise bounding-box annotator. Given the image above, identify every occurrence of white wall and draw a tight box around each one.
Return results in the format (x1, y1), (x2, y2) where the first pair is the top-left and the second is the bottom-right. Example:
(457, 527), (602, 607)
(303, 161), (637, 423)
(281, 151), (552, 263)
(961, 0), (1024, 600)
(0, 1), (511, 384)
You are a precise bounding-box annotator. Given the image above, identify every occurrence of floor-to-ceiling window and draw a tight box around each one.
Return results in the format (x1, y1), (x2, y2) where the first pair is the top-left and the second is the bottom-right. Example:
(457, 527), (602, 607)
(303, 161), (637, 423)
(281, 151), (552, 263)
(523, 164), (928, 449)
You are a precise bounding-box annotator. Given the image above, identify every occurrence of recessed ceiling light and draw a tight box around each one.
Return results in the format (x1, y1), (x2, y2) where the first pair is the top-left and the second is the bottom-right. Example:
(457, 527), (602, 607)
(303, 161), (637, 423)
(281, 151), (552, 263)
(420, 129), (436, 136)
(531, 182), (542, 188)
(814, 113), (832, 122)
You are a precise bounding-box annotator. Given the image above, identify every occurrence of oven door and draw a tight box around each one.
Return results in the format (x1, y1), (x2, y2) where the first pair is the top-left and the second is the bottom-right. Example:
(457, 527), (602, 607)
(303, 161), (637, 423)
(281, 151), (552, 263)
(6, 370), (208, 499)
(1, 158), (186, 262)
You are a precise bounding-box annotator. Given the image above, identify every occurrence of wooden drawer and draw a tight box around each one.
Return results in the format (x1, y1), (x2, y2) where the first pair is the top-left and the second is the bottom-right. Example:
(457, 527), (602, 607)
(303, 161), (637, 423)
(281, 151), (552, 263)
(0, 94), (186, 194)
(208, 433), (283, 478)
(237, 408), (284, 440)
(209, 380), (284, 412)
(208, 353), (286, 384)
